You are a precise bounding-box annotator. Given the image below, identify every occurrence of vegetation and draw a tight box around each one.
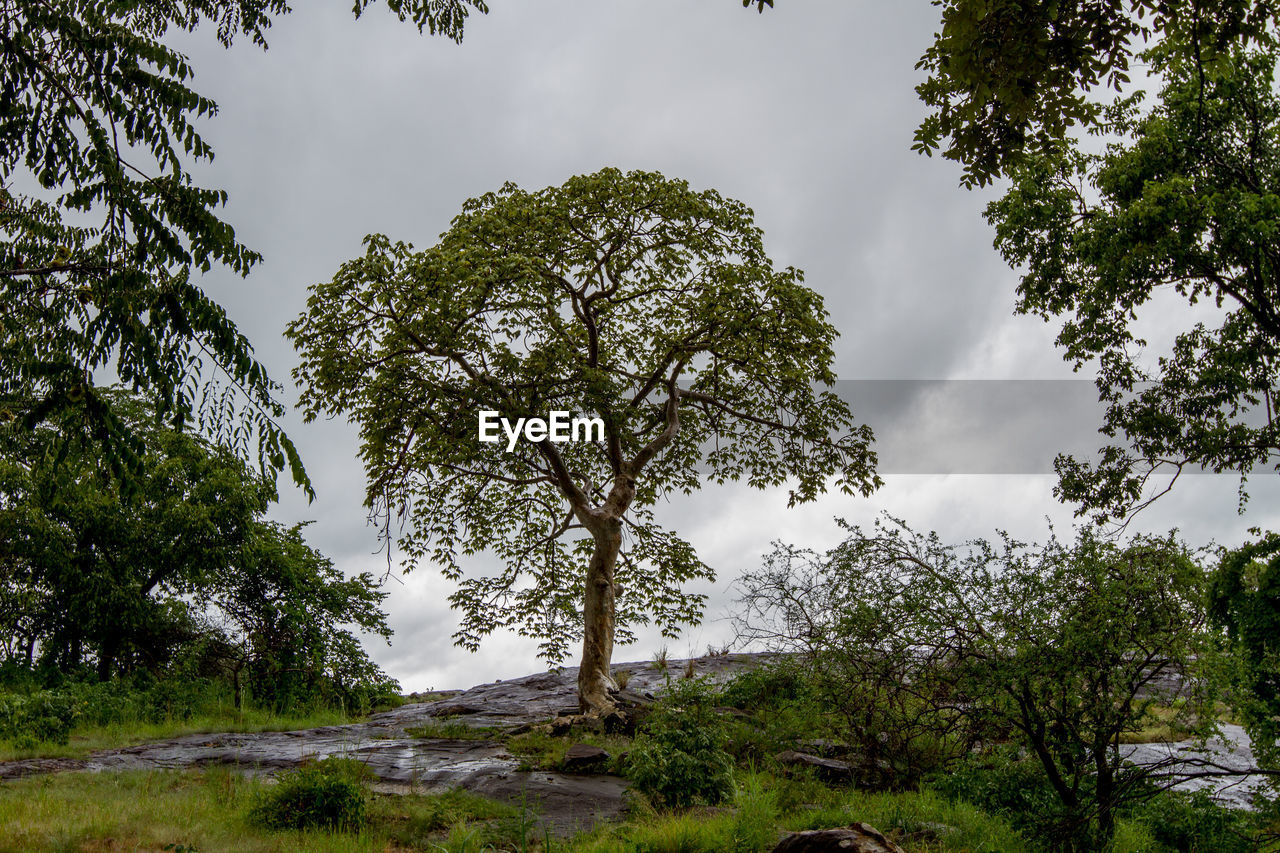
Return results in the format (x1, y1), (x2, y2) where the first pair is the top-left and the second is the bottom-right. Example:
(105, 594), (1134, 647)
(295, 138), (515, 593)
(627, 678), (735, 808)
(0, 389), (399, 721)
(913, 1), (1280, 187)
(288, 166), (880, 715)
(738, 519), (1221, 850)
(1210, 534), (1280, 776)
(249, 757), (372, 831)
(984, 41), (1280, 521)
(0, 0), (502, 492)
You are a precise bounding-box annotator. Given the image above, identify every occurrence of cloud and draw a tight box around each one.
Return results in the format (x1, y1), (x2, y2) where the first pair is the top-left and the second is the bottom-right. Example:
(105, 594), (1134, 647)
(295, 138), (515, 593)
(147, 3), (1280, 692)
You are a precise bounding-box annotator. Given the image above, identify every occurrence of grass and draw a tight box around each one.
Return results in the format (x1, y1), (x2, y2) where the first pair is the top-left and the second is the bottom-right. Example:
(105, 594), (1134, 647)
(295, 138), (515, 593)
(505, 729), (631, 773)
(406, 716), (507, 741)
(0, 706), (358, 762)
(0, 768), (535, 853)
(0, 758), (1233, 853)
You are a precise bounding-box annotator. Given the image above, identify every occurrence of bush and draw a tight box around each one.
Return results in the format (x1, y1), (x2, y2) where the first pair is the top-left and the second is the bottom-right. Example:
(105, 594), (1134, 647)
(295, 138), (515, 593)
(628, 677), (735, 808)
(0, 690), (77, 747)
(930, 746), (1077, 848)
(249, 757), (370, 831)
(720, 661), (808, 710)
(1124, 789), (1261, 853)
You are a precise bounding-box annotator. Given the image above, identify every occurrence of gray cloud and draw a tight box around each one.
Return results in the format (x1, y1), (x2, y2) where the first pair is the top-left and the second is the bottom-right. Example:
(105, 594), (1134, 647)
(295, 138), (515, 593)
(145, 3), (1280, 691)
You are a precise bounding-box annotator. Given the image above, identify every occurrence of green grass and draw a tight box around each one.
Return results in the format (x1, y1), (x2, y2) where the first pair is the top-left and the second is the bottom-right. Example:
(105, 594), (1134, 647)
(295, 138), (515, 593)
(0, 706), (359, 762)
(505, 729), (631, 773)
(0, 761), (1231, 853)
(406, 716), (507, 741)
(0, 768), (535, 852)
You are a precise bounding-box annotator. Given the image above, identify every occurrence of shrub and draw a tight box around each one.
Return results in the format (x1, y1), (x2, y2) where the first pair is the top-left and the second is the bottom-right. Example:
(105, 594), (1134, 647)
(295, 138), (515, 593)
(0, 690), (78, 747)
(720, 661), (808, 710)
(1124, 789), (1261, 853)
(249, 756), (370, 831)
(628, 677), (735, 808)
(930, 746), (1075, 847)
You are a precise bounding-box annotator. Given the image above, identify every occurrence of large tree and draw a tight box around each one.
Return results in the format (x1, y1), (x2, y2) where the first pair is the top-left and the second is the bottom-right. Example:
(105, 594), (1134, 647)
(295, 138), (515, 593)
(288, 167), (879, 715)
(0, 0), (485, 492)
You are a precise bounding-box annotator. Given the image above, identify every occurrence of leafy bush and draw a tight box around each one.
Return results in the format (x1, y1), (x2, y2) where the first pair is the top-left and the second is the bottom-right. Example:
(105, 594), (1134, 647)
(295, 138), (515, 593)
(249, 757), (370, 831)
(930, 746), (1079, 848)
(1124, 789), (1261, 853)
(720, 661), (809, 710)
(0, 690), (77, 747)
(628, 677), (735, 808)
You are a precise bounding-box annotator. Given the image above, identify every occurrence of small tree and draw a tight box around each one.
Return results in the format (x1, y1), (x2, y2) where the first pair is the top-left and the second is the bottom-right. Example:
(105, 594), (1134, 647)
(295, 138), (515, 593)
(737, 518), (1215, 850)
(288, 168), (879, 714)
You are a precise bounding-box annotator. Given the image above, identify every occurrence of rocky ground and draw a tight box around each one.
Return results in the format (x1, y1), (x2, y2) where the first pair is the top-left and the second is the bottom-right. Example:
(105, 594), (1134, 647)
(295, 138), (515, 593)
(0, 654), (762, 836)
(0, 652), (1271, 835)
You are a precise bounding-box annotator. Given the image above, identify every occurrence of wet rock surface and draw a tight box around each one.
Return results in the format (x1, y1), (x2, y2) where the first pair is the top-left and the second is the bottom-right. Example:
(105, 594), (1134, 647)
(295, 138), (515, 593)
(1122, 723), (1271, 810)
(0, 654), (762, 835)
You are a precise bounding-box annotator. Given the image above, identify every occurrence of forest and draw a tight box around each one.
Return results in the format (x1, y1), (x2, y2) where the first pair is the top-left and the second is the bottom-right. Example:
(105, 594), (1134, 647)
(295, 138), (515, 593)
(5, 1), (1280, 851)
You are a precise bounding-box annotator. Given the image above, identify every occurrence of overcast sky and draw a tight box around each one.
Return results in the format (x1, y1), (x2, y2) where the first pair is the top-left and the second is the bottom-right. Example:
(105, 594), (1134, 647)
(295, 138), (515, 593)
(159, 2), (1280, 692)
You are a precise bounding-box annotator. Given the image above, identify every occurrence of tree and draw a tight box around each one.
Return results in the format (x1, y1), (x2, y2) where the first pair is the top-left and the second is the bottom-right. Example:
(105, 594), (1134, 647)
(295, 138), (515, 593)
(986, 44), (1280, 522)
(199, 519), (399, 713)
(1209, 533), (1280, 775)
(0, 390), (270, 676)
(737, 518), (1215, 850)
(288, 167), (879, 715)
(913, 0), (1280, 187)
(0, 389), (396, 704)
(0, 0), (487, 493)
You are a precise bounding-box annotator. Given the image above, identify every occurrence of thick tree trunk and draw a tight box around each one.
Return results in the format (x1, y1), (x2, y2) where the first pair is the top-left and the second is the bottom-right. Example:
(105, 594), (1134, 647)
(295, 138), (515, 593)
(578, 517), (622, 715)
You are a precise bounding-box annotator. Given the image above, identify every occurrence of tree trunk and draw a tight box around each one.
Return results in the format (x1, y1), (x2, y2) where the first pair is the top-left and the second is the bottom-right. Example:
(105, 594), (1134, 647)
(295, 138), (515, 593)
(578, 517), (622, 715)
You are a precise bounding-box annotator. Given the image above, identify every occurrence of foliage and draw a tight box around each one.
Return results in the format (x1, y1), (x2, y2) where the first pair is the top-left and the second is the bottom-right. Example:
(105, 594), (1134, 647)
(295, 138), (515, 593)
(983, 41), (1280, 521)
(931, 746), (1084, 848)
(197, 519), (400, 713)
(628, 677), (735, 808)
(1209, 533), (1280, 775)
(1124, 788), (1262, 853)
(0, 0), (499, 492)
(0, 689), (76, 748)
(737, 517), (1215, 850)
(249, 757), (370, 832)
(0, 389), (397, 707)
(288, 167), (878, 710)
(913, 1), (1280, 187)
(729, 772), (779, 853)
(719, 659), (809, 711)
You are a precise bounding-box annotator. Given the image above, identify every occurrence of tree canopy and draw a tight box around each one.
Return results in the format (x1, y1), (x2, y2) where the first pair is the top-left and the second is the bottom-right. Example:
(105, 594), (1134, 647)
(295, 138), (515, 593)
(986, 43), (1280, 521)
(0, 0), (488, 495)
(289, 167), (879, 713)
(914, 0), (1280, 187)
(0, 389), (395, 706)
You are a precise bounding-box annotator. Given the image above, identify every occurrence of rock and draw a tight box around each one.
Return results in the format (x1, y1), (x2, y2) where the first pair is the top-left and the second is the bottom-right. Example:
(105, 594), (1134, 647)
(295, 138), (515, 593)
(561, 743), (610, 773)
(774, 750), (854, 784)
(799, 738), (850, 758)
(550, 713), (604, 737)
(770, 824), (905, 853)
(427, 702), (484, 716)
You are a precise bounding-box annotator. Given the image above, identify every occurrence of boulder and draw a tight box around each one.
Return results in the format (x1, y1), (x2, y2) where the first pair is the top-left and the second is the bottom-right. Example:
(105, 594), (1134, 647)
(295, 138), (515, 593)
(561, 743), (610, 773)
(769, 824), (905, 853)
(774, 750), (854, 783)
